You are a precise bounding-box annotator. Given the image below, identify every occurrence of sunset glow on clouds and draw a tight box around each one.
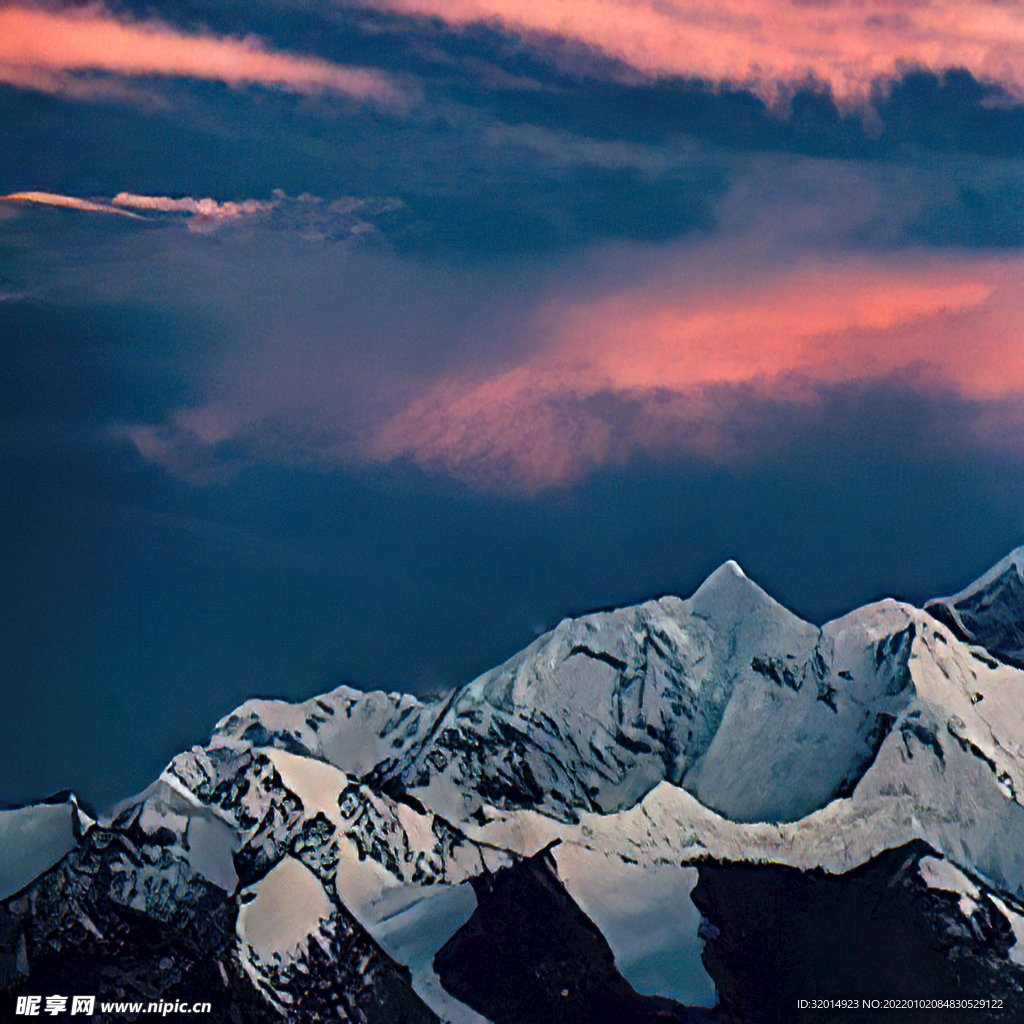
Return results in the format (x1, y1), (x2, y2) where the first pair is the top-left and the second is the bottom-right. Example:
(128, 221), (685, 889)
(6, 2), (1024, 493)
(368, 0), (1024, 101)
(9, 0), (1024, 816)
(368, 253), (1024, 488)
(0, 4), (400, 101)
(5, 0), (1024, 107)
(112, 240), (1024, 491)
(13, 177), (1024, 492)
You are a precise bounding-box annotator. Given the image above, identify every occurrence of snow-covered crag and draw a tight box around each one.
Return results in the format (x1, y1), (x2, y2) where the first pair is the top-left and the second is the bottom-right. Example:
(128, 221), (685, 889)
(5, 553), (1024, 1022)
(926, 545), (1024, 669)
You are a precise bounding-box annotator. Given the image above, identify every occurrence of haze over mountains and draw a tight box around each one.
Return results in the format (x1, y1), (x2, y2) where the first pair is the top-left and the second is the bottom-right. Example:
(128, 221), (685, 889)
(3, 547), (1024, 1021)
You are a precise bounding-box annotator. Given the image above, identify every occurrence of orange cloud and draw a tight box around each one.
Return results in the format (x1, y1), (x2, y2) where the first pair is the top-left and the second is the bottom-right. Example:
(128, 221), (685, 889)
(0, 5), (400, 101)
(366, 0), (1024, 101)
(0, 190), (143, 217)
(369, 253), (1024, 488)
(552, 262), (1004, 396)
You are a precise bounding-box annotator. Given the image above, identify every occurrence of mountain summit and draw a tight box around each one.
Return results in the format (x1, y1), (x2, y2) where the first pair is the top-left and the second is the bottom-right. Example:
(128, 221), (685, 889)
(4, 553), (1024, 1022)
(926, 546), (1024, 669)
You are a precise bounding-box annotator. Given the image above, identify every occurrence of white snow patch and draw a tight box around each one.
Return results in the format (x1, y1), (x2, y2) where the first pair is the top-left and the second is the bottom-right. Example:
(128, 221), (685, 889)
(918, 856), (981, 917)
(394, 799), (439, 853)
(553, 846), (716, 1008)
(463, 805), (565, 857)
(918, 856), (980, 899)
(366, 883), (489, 1024)
(333, 836), (406, 919)
(0, 801), (76, 899)
(989, 894), (1024, 967)
(263, 747), (348, 818)
(238, 856), (333, 964)
(184, 814), (238, 892)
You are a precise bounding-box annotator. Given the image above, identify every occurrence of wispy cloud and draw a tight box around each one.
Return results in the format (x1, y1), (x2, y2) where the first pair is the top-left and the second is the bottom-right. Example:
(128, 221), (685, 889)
(111, 193), (271, 216)
(1, 188), (403, 237)
(367, 0), (1024, 102)
(111, 192), (274, 233)
(0, 190), (143, 218)
(0, 188), (271, 233)
(0, 4), (403, 103)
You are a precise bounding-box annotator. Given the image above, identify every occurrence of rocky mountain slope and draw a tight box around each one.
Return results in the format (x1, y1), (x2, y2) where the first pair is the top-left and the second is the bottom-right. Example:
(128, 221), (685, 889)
(5, 552), (1024, 1022)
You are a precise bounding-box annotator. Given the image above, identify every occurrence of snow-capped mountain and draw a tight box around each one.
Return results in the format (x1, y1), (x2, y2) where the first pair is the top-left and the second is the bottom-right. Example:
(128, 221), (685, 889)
(212, 563), (925, 826)
(5, 551), (1024, 1022)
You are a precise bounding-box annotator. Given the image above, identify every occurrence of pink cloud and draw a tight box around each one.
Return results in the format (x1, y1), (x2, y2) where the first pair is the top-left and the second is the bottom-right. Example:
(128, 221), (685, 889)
(549, 261), (1005, 396)
(365, 0), (1024, 101)
(368, 253), (1024, 489)
(0, 5), (402, 102)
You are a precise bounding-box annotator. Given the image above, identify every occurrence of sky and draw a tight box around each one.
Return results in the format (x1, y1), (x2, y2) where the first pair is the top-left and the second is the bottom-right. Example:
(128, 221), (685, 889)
(3, 0), (1024, 810)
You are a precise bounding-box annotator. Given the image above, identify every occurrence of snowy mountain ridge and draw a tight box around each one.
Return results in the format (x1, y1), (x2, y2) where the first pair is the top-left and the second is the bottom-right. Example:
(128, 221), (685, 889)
(211, 563), (926, 826)
(926, 544), (1024, 669)
(5, 551), (1024, 1022)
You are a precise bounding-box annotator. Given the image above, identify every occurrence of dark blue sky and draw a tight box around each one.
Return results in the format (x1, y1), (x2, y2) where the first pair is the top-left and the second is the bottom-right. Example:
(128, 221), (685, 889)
(3, 0), (1024, 809)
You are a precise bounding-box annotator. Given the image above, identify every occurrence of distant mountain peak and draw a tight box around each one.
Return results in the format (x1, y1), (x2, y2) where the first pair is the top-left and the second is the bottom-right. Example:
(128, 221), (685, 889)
(926, 544), (1024, 669)
(688, 557), (779, 614)
(714, 558), (746, 578)
(694, 558), (749, 591)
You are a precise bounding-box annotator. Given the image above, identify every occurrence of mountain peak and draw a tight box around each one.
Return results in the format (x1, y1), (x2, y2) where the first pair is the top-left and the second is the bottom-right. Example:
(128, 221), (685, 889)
(701, 558), (747, 584)
(686, 557), (781, 622)
(955, 546), (1024, 590)
(690, 559), (754, 597)
(925, 544), (1024, 669)
(8, 550), (1024, 1023)
(720, 558), (746, 578)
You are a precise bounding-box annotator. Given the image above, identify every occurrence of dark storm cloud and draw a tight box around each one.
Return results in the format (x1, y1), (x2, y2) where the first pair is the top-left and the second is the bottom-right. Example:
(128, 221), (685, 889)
(70, 0), (1024, 162)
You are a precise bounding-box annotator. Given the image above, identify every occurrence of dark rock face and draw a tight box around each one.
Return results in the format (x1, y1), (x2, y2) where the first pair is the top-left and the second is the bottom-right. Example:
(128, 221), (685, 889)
(691, 841), (1024, 1024)
(1, 823), (244, 1023)
(241, 912), (440, 1024)
(433, 846), (716, 1024)
(0, 823), (438, 1024)
(926, 563), (1024, 669)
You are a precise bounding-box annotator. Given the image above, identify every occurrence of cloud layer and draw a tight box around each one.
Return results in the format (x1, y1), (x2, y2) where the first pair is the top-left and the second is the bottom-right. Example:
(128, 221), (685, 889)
(93, 233), (1024, 492)
(0, 4), (401, 102)
(366, 250), (1024, 487)
(369, 0), (1024, 102)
